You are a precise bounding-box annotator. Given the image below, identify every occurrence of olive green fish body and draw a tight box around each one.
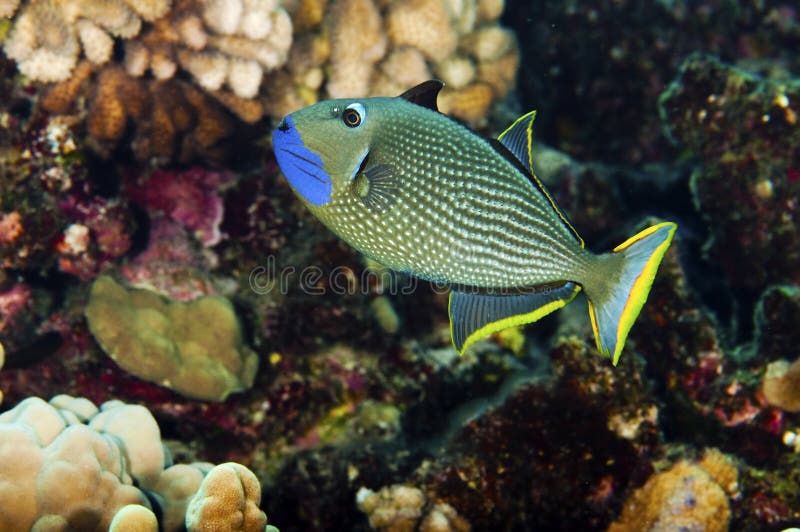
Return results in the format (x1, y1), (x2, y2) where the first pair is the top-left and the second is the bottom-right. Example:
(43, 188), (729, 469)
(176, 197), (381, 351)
(310, 100), (587, 288)
(272, 81), (676, 364)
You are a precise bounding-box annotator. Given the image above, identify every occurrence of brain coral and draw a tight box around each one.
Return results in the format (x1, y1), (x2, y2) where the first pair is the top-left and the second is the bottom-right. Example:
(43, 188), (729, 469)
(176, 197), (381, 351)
(85, 275), (259, 402)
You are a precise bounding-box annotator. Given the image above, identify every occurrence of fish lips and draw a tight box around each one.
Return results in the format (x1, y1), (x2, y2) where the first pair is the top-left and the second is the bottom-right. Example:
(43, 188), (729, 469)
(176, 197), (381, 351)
(272, 116), (332, 206)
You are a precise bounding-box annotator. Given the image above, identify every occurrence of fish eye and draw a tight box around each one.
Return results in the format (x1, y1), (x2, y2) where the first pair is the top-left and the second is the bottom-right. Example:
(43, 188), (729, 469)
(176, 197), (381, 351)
(342, 103), (365, 128)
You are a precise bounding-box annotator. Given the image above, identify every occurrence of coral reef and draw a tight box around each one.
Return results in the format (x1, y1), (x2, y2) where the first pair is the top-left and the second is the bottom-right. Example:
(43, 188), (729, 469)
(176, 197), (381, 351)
(3, 2), (800, 531)
(85, 275), (258, 402)
(0, 98), (135, 278)
(2, 0), (292, 162)
(0, 394), (275, 531)
(506, 0), (800, 164)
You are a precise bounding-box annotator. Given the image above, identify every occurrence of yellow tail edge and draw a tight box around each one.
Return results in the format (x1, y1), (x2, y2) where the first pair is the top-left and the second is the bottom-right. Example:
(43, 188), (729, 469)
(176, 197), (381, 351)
(588, 221), (677, 365)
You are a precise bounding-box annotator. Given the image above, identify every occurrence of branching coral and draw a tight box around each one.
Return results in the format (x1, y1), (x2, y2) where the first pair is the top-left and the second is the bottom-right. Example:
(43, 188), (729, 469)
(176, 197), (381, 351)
(85, 275), (259, 402)
(4, 0), (515, 161)
(3, 0), (291, 97)
(267, 0), (519, 125)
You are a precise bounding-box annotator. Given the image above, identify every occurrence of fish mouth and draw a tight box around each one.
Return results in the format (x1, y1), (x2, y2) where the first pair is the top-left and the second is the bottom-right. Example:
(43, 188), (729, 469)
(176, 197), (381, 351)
(272, 116), (332, 207)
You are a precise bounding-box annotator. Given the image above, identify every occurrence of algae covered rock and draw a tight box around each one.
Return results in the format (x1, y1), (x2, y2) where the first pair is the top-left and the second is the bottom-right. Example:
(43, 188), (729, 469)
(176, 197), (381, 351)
(660, 53), (800, 291)
(85, 275), (258, 402)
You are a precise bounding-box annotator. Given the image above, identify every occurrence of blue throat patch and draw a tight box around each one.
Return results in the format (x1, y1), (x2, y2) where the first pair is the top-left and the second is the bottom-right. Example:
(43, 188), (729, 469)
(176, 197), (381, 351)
(272, 116), (332, 206)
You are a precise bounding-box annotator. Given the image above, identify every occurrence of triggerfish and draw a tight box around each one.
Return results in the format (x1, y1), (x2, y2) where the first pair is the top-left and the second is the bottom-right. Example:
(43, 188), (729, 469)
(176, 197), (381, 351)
(272, 80), (676, 364)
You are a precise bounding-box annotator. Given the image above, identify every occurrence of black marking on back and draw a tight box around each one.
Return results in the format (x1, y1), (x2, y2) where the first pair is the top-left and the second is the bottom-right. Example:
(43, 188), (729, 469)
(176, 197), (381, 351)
(397, 80), (444, 112)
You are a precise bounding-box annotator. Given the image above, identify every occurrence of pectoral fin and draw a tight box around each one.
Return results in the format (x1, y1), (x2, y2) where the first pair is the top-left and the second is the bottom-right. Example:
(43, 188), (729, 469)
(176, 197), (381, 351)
(449, 282), (581, 354)
(353, 163), (400, 214)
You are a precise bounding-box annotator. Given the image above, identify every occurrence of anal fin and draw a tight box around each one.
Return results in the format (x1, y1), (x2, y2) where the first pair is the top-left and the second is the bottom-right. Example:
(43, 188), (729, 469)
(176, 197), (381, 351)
(449, 282), (581, 354)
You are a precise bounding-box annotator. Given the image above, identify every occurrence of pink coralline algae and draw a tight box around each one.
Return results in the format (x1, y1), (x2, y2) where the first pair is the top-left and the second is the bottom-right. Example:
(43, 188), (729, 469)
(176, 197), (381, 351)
(120, 218), (218, 302)
(0, 283), (32, 334)
(125, 167), (234, 247)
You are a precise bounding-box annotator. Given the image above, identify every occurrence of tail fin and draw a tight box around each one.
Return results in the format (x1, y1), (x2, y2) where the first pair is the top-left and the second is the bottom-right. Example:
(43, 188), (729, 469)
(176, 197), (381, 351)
(583, 221), (677, 365)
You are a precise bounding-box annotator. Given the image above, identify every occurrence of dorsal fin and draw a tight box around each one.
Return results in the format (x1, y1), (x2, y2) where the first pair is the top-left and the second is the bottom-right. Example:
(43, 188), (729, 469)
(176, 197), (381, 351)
(398, 80), (444, 112)
(490, 115), (585, 247)
(497, 110), (536, 173)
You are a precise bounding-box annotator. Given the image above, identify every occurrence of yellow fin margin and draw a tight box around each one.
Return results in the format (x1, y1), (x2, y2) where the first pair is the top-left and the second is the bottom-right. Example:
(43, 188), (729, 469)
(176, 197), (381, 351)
(497, 110), (584, 248)
(609, 221), (677, 365)
(450, 285), (581, 355)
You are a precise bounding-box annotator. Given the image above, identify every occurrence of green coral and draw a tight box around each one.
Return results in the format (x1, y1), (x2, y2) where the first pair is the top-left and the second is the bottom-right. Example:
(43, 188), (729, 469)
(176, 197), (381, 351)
(85, 275), (258, 402)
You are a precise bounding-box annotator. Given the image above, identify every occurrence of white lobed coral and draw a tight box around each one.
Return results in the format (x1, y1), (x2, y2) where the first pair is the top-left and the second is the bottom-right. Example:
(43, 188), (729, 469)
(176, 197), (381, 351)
(0, 395), (274, 532)
(4, 0), (81, 82)
(356, 484), (471, 531)
(3, 0), (292, 101)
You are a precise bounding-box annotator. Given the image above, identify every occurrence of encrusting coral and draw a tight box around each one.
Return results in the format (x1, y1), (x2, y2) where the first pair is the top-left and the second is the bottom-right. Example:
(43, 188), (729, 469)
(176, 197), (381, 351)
(608, 449), (738, 532)
(0, 394), (275, 531)
(84, 275), (259, 402)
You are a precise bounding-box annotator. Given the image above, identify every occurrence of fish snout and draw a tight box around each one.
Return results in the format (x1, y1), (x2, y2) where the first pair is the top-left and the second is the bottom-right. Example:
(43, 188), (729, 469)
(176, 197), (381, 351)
(277, 117), (291, 133)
